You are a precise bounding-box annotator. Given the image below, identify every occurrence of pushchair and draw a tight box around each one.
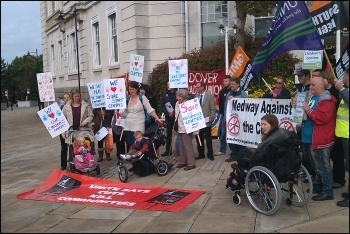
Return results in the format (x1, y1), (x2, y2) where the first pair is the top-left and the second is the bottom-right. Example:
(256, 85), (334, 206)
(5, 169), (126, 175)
(67, 126), (101, 175)
(117, 122), (172, 183)
(225, 134), (313, 216)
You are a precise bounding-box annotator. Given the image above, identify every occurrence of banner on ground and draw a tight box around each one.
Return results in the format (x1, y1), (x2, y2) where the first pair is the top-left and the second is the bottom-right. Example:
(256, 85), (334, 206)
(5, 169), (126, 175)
(37, 72), (55, 102)
(16, 169), (204, 213)
(38, 102), (69, 138)
(227, 46), (250, 77)
(308, 1), (348, 38)
(334, 44), (349, 82)
(168, 59), (188, 89)
(129, 54), (144, 83)
(225, 98), (296, 148)
(251, 1), (323, 81)
(103, 78), (127, 110)
(179, 98), (207, 134)
(87, 81), (105, 108)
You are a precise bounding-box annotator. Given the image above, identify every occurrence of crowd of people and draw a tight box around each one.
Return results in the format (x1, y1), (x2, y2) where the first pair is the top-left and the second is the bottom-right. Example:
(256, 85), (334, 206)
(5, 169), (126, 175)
(57, 67), (348, 208)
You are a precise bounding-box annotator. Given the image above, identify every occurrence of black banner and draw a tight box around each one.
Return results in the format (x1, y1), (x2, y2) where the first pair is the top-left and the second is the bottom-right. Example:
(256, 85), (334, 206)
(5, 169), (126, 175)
(334, 44), (349, 82)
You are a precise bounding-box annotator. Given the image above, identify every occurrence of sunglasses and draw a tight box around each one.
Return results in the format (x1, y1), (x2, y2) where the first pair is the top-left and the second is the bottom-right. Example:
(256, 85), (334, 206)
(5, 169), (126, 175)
(275, 82), (283, 84)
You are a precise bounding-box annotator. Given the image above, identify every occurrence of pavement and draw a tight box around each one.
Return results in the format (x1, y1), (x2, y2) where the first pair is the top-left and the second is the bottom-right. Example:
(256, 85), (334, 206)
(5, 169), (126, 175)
(1, 106), (349, 233)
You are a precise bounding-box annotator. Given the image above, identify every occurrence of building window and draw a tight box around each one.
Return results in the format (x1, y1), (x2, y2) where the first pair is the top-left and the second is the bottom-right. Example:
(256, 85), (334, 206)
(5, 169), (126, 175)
(253, 7), (276, 38)
(58, 40), (63, 76)
(108, 13), (119, 65)
(67, 33), (77, 74)
(201, 1), (228, 48)
(92, 22), (101, 68)
(50, 44), (55, 77)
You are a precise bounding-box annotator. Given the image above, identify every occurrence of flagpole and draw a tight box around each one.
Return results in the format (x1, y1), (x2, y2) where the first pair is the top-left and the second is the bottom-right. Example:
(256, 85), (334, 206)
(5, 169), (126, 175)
(262, 78), (272, 91)
(323, 49), (337, 79)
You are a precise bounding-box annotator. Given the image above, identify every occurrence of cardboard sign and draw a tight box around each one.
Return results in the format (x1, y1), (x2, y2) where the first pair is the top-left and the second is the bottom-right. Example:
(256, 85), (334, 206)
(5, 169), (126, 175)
(179, 98), (207, 133)
(129, 54), (144, 83)
(37, 72), (55, 102)
(87, 81), (105, 108)
(38, 102), (69, 138)
(103, 78), (127, 110)
(168, 59), (188, 88)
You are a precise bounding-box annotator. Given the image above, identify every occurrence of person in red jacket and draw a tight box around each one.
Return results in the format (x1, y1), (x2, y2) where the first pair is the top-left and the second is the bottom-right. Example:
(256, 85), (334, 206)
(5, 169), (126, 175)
(302, 76), (337, 201)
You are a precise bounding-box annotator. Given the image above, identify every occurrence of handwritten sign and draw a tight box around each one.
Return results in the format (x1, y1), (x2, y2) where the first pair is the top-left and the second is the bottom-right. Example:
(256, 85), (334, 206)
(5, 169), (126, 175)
(168, 59), (188, 88)
(293, 92), (306, 124)
(87, 81), (105, 108)
(129, 54), (144, 83)
(179, 97), (206, 133)
(38, 102), (69, 138)
(103, 78), (127, 110)
(37, 72), (55, 102)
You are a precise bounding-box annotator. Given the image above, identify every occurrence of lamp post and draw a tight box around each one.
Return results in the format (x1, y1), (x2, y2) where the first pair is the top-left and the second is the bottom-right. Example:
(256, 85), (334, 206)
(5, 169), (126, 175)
(216, 17), (239, 74)
(56, 8), (81, 91)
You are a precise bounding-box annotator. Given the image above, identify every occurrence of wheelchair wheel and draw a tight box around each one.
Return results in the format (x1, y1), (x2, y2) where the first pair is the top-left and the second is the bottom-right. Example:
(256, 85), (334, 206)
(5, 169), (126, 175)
(118, 165), (129, 183)
(245, 166), (282, 216)
(156, 160), (169, 176)
(232, 193), (241, 205)
(280, 165), (313, 207)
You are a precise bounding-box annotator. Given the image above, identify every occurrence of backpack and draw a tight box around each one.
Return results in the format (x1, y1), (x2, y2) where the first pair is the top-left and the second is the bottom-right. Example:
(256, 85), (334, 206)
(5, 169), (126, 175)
(127, 94), (152, 126)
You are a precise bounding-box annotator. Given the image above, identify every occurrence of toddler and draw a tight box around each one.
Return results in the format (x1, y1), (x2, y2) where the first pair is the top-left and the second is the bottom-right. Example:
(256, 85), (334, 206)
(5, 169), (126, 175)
(73, 135), (95, 169)
(121, 131), (148, 160)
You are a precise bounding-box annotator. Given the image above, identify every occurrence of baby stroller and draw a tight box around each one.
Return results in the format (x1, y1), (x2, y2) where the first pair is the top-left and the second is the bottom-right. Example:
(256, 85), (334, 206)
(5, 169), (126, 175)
(67, 126), (100, 175)
(117, 122), (172, 183)
(225, 134), (313, 216)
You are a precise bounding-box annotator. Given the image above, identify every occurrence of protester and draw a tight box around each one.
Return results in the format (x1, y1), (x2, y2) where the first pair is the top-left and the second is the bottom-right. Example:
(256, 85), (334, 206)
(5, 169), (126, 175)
(59, 93), (71, 170)
(110, 109), (126, 160)
(303, 76), (337, 201)
(160, 82), (177, 157)
(225, 77), (248, 162)
(194, 81), (216, 161)
(140, 84), (158, 130)
(10, 92), (16, 111)
(174, 89), (196, 170)
(333, 68), (349, 207)
(261, 75), (291, 99)
(321, 70), (340, 108)
(120, 81), (163, 151)
(215, 75), (231, 156)
(92, 107), (112, 162)
(312, 69), (323, 78)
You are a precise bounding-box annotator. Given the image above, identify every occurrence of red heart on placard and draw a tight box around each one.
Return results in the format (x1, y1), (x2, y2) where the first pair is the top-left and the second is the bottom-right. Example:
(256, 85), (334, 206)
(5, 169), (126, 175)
(48, 113), (54, 118)
(111, 87), (117, 92)
(135, 61), (138, 66)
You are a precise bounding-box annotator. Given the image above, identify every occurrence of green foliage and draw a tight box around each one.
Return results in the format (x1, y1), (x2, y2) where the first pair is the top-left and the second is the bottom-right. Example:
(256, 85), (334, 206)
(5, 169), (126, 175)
(235, 1), (277, 17)
(148, 32), (300, 112)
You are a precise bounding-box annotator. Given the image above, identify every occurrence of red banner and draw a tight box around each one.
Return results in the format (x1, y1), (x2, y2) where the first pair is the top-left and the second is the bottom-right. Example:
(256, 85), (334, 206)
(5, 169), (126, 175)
(188, 69), (225, 104)
(16, 169), (204, 213)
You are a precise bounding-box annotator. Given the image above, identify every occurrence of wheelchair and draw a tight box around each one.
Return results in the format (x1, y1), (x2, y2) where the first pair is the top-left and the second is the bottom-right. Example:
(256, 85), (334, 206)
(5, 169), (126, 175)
(226, 141), (313, 216)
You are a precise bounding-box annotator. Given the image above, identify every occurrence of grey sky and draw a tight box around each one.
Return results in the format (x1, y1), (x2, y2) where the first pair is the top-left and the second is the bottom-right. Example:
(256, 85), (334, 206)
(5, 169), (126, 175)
(1, 1), (41, 64)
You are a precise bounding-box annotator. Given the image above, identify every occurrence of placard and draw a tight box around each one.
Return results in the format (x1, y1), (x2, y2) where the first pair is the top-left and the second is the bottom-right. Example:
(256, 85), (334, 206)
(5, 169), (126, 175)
(37, 72), (55, 102)
(179, 97), (206, 133)
(103, 78), (127, 110)
(168, 59), (188, 88)
(87, 81), (105, 108)
(129, 54), (144, 83)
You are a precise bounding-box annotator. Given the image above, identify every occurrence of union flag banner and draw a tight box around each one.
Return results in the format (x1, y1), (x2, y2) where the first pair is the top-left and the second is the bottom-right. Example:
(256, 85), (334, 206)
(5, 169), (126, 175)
(227, 46), (250, 77)
(16, 169), (204, 213)
(334, 44), (349, 82)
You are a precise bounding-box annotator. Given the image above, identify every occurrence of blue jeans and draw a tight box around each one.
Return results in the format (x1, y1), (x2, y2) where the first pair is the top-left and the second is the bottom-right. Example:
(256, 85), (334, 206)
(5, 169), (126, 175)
(218, 115), (227, 153)
(301, 143), (316, 176)
(228, 143), (245, 160)
(124, 130), (135, 152)
(311, 146), (333, 197)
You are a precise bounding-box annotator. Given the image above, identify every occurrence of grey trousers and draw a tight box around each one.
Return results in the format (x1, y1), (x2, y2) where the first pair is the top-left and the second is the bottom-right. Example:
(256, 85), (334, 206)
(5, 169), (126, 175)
(178, 132), (195, 167)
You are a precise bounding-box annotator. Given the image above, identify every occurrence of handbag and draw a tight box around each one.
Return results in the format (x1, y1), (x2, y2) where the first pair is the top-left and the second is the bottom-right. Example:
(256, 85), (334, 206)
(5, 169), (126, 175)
(173, 112), (180, 132)
(138, 94), (152, 125)
(105, 132), (114, 153)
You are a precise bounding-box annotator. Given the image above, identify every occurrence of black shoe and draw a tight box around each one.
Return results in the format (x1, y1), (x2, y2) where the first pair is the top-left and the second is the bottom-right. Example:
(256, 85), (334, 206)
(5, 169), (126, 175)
(336, 199), (349, 207)
(195, 156), (205, 160)
(161, 151), (170, 157)
(208, 156), (214, 161)
(333, 182), (345, 189)
(312, 194), (334, 201)
(342, 192), (349, 199)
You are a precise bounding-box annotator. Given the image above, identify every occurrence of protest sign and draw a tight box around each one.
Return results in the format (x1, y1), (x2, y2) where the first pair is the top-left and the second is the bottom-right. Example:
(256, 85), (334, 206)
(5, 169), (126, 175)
(293, 92), (306, 124)
(37, 72), (55, 102)
(226, 98), (296, 148)
(103, 78), (127, 110)
(179, 97), (206, 133)
(302, 50), (323, 69)
(38, 102), (69, 138)
(129, 54), (144, 83)
(168, 59), (188, 88)
(87, 81), (105, 108)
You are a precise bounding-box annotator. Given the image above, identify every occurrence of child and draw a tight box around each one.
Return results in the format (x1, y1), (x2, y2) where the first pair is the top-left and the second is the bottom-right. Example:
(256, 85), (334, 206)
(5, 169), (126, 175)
(121, 131), (148, 160)
(73, 135), (95, 169)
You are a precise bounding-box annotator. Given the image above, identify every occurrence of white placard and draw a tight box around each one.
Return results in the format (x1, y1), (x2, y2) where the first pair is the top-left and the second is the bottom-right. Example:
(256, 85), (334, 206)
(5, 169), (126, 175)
(103, 78), (127, 110)
(129, 54), (144, 83)
(37, 102), (69, 138)
(293, 92), (306, 124)
(302, 50), (323, 69)
(37, 72), (55, 102)
(179, 97), (206, 133)
(168, 59), (188, 88)
(87, 81), (105, 108)
(95, 127), (108, 141)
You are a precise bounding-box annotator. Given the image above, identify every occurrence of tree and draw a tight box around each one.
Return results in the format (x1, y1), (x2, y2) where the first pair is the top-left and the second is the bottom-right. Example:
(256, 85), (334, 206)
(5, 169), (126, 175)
(235, 1), (277, 49)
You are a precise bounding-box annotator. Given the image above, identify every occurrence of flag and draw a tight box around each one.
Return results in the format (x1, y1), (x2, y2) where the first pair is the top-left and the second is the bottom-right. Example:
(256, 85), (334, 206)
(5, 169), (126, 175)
(334, 44), (349, 82)
(240, 62), (257, 91)
(322, 51), (333, 73)
(308, 1), (348, 38)
(250, 1), (323, 80)
(227, 46), (250, 77)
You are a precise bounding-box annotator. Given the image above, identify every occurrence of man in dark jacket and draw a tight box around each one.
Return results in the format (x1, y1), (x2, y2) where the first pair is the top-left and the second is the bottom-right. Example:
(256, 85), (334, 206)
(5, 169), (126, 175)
(160, 82), (177, 156)
(262, 76), (291, 99)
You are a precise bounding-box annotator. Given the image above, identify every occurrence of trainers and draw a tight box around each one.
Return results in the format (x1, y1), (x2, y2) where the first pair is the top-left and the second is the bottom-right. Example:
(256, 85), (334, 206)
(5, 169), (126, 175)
(214, 151), (224, 156)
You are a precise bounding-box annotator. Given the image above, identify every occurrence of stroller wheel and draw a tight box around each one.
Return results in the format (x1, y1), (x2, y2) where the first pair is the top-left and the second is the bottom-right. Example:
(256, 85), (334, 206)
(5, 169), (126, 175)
(232, 194), (241, 205)
(118, 165), (129, 183)
(156, 160), (169, 176)
(95, 164), (101, 175)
